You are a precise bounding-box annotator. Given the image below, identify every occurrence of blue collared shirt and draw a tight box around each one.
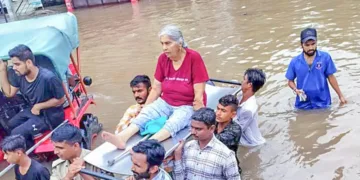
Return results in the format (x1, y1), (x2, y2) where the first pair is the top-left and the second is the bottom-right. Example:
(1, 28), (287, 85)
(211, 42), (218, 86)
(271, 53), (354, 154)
(285, 50), (337, 109)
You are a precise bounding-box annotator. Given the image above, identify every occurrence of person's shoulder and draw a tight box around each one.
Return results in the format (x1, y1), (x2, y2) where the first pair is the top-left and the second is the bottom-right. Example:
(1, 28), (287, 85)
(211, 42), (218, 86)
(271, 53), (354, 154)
(249, 95), (258, 106)
(230, 120), (242, 131)
(82, 148), (92, 156)
(213, 138), (234, 155)
(186, 48), (202, 59)
(82, 148), (94, 164)
(14, 164), (20, 171)
(290, 53), (303, 63)
(39, 67), (58, 79)
(241, 96), (258, 112)
(317, 50), (330, 56)
(127, 104), (140, 111)
(242, 105), (257, 116)
(52, 158), (66, 168)
(185, 140), (197, 148)
(157, 53), (168, 61)
(317, 50), (332, 60)
(39, 67), (55, 75)
(31, 159), (48, 170)
(79, 148), (92, 162)
(186, 48), (200, 55)
(159, 168), (172, 180)
(14, 164), (20, 177)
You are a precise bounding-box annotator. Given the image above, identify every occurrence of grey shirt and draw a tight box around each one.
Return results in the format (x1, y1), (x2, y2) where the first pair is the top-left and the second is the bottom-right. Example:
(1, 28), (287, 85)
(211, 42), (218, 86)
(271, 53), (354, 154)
(152, 168), (172, 180)
(235, 94), (265, 147)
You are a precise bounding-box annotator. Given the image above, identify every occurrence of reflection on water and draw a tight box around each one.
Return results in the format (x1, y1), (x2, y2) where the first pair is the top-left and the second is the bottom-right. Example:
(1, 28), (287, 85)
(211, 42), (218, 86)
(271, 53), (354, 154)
(3, 0), (360, 179)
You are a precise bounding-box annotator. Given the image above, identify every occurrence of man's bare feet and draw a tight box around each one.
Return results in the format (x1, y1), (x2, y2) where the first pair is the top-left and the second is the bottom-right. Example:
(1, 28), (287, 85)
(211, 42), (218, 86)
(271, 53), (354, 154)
(101, 131), (126, 149)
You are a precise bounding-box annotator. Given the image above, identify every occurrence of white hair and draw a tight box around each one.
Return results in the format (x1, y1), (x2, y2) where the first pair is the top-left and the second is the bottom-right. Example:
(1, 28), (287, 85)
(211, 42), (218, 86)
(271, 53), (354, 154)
(158, 25), (188, 48)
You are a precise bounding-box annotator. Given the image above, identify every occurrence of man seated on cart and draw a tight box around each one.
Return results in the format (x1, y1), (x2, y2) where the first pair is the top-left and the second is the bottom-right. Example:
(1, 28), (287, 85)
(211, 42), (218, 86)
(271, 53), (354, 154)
(0, 44), (65, 149)
(115, 75), (152, 134)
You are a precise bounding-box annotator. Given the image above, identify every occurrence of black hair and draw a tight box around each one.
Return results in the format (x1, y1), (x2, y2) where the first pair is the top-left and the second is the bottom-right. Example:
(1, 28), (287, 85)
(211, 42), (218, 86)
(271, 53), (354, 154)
(219, 94), (238, 111)
(8, 44), (35, 63)
(132, 139), (165, 167)
(244, 68), (266, 93)
(1, 135), (26, 153)
(130, 75), (151, 89)
(51, 124), (82, 145)
(191, 107), (216, 128)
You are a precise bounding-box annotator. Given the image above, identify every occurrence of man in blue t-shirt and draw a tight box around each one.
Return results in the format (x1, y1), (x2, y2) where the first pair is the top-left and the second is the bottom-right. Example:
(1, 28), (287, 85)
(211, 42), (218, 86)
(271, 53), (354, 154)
(285, 28), (346, 110)
(0, 44), (65, 149)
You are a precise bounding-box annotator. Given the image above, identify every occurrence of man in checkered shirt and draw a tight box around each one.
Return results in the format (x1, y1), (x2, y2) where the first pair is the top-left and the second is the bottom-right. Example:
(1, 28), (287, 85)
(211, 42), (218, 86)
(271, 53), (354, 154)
(173, 107), (241, 180)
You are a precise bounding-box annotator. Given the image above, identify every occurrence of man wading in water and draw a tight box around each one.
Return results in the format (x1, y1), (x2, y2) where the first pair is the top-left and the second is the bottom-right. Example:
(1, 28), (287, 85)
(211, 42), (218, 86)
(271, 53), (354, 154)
(285, 28), (346, 109)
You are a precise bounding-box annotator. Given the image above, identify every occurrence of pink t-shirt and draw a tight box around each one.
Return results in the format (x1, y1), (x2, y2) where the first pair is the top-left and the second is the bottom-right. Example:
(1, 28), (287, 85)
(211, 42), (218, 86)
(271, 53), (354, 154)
(154, 48), (209, 106)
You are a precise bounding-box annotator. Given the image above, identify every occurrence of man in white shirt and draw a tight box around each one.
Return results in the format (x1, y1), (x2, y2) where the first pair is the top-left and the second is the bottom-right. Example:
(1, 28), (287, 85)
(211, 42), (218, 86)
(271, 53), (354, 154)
(236, 68), (266, 147)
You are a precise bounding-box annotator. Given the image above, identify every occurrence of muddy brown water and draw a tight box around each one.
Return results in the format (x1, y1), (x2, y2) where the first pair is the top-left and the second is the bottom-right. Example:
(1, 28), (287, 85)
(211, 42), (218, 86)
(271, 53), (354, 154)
(2, 0), (360, 179)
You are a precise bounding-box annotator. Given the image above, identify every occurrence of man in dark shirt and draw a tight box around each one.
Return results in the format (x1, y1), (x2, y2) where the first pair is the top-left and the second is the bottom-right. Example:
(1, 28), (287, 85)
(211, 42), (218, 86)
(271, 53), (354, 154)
(214, 94), (242, 174)
(0, 44), (65, 149)
(1, 134), (50, 180)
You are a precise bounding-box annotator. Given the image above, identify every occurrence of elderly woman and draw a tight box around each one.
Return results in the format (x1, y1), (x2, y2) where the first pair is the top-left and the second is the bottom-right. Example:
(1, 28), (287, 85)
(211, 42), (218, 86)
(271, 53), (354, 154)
(102, 25), (209, 149)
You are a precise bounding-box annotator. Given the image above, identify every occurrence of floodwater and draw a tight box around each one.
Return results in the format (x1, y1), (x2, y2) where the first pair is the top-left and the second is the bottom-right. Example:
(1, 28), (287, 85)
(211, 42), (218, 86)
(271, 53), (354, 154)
(2, 0), (360, 179)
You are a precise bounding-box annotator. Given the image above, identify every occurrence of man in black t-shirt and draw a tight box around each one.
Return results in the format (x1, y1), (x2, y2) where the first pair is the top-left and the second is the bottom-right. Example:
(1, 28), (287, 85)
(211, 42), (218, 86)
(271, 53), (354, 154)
(1, 135), (50, 180)
(0, 44), (65, 149)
